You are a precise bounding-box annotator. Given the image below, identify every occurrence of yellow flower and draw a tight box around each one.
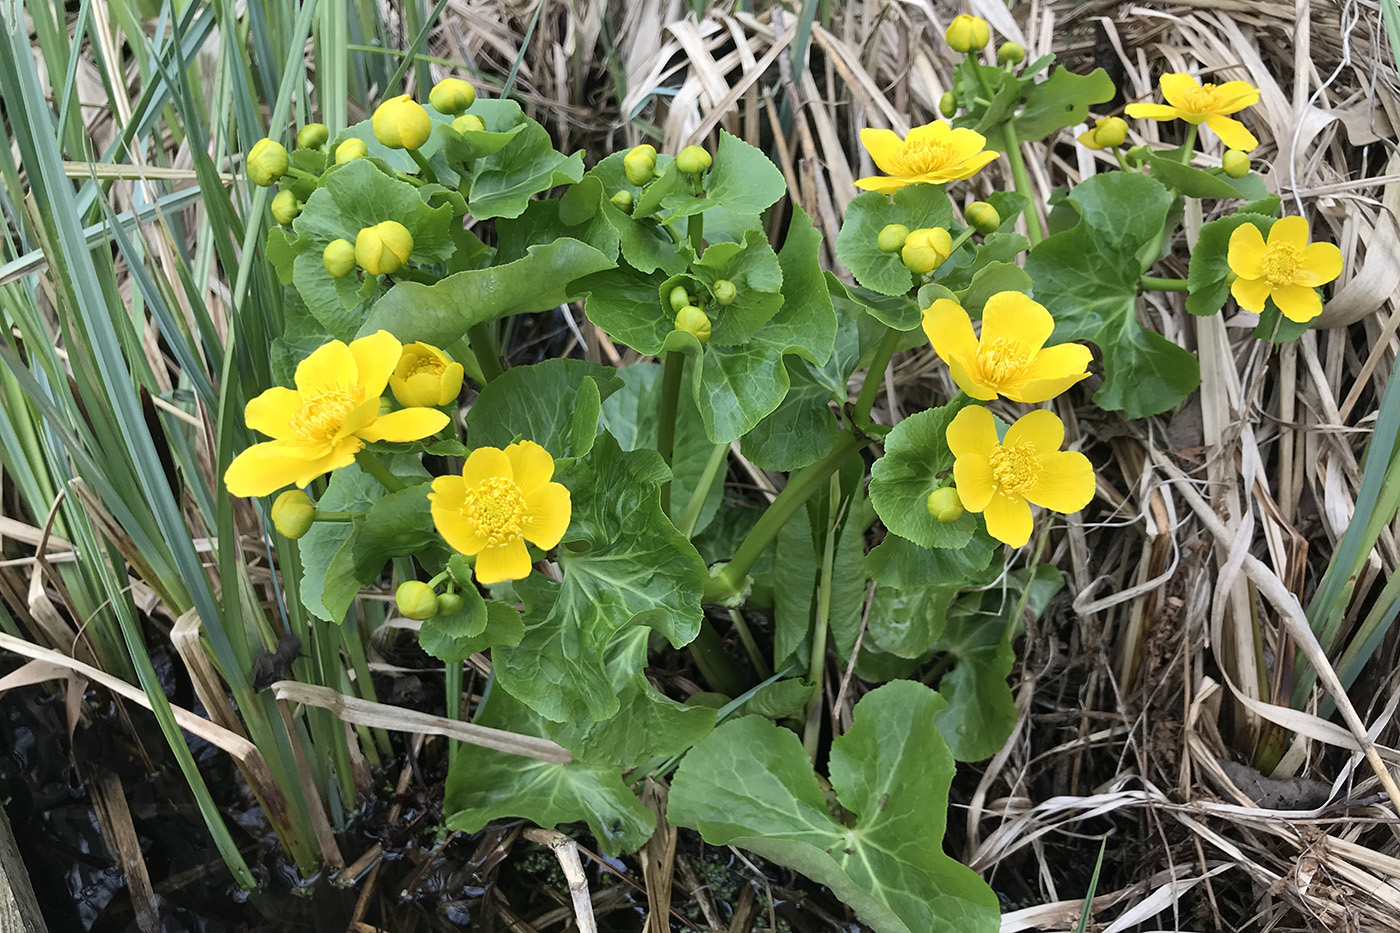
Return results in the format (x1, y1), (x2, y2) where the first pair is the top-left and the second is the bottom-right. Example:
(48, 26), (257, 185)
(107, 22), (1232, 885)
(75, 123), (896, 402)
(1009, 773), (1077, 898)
(428, 78), (476, 116)
(1077, 116), (1128, 151)
(224, 331), (450, 497)
(355, 221), (414, 276)
(429, 441), (572, 585)
(1125, 73), (1261, 152)
(247, 138), (288, 187)
(372, 95), (432, 150)
(271, 490), (316, 539)
(1227, 216), (1343, 323)
(922, 292), (1092, 402)
(390, 342), (465, 408)
(901, 227), (953, 275)
(335, 138), (368, 164)
(945, 14), (991, 53)
(854, 121), (999, 193)
(948, 407), (1094, 547)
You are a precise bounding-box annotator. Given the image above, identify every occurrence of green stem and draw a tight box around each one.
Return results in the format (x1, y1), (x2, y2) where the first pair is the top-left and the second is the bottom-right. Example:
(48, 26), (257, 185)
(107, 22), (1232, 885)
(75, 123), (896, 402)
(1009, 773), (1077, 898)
(688, 619), (747, 697)
(407, 148), (440, 185)
(1180, 123), (1198, 164)
(393, 266), (437, 286)
(704, 433), (864, 603)
(803, 474), (841, 761)
(853, 326), (902, 426)
(1002, 120), (1043, 245)
(947, 225), (975, 254)
(466, 323), (504, 383)
(354, 450), (406, 492)
(1139, 275), (1190, 292)
(283, 165), (320, 183)
(658, 350), (685, 515)
(389, 168), (426, 187)
(445, 659), (463, 767)
(679, 442), (728, 537)
(312, 510), (358, 522)
(688, 211), (704, 256)
(728, 609), (770, 679)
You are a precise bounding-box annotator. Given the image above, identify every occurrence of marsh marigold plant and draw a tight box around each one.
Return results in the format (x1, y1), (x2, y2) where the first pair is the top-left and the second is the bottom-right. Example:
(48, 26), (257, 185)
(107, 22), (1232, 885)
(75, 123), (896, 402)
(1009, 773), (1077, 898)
(854, 120), (999, 192)
(1227, 216), (1343, 323)
(1125, 72), (1261, 151)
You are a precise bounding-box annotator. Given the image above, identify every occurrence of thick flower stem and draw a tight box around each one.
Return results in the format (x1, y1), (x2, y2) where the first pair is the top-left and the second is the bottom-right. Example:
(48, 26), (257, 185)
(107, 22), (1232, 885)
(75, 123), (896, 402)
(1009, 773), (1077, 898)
(1140, 275), (1190, 292)
(679, 442), (728, 537)
(355, 450), (406, 492)
(407, 148), (440, 185)
(1001, 121), (1043, 245)
(445, 659), (462, 767)
(657, 350), (685, 514)
(688, 620), (747, 698)
(703, 433), (864, 603)
(803, 473), (841, 762)
(467, 323), (505, 383)
(1180, 123), (1198, 164)
(853, 325), (902, 426)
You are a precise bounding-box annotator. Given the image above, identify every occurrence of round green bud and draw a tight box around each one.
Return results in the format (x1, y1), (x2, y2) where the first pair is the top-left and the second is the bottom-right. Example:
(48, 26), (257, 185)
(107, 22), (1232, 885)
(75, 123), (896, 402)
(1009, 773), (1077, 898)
(939, 91), (958, 118)
(296, 123), (329, 150)
(335, 138), (368, 164)
(451, 113), (486, 135)
(436, 592), (464, 615)
(1093, 116), (1129, 149)
(355, 221), (414, 276)
(1222, 149), (1250, 178)
(609, 189), (634, 214)
(674, 305), (711, 344)
(429, 77), (477, 116)
(623, 144), (657, 186)
(271, 490), (316, 539)
(669, 286), (692, 313)
(997, 41), (1025, 65)
(964, 201), (1000, 235)
(322, 238), (357, 277)
(675, 145), (712, 174)
(926, 487), (964, 523)
(901, 227), (953, 275)
(877, 223), (910, 253)
(372, 95), (432, 150)
(270, 189), (303, 226)
(712, 279), (737, 306)
(396, 581), (439, 621)
(945, 14), (991, 53)
(247, 138), (289, 187)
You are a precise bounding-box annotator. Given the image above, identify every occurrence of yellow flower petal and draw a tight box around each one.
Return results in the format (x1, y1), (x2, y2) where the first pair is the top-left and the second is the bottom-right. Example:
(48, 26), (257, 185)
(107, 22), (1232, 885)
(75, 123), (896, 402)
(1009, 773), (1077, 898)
(947, 149), (1001, 180)
(1124, 103), (1182, 122)
(244, 387), (302, 439)
(946, 125), (989, 155)
(1157, 73), (1200, 110)
(461, 446), (513, 487)
(905, 121), (953, 146)
(922, 299), (978, 364)
(852, 175), (908, 193)
(946, 405), (997, 459)
(294, 339), (357, 395)
(953, 453), (995, 512)
(980, 292), (1054, 355)
(349, 330), (403, 400)
(1077, 128), (1104, 150)
(1267, 215), (1310, 250)
(1230, 275), (1272, 313)
(983, 493), (1033, 547)
(859, 128), (907, 176)
(1271, 284), (1322, 323)
(224, 439), (359, 497)
(429, 475), (487, 554)
(335, 398), (382, 440)
(522, 482), (572, 549)
(504, 440), (556, 493)
(356, 407), (449, 443)
(1026, 450), (1095, 513)
(1203, 114), (1258, 152)
(1003, 408), (1064, 455)
(1227, 223), (1266, 279)
(1009, 344), (1094, 403)
(1211, 81), (1262, 114)
(949, 356), (1000, 401)
(1297, 242), (1344, 287)
(474, 539), (533, 585)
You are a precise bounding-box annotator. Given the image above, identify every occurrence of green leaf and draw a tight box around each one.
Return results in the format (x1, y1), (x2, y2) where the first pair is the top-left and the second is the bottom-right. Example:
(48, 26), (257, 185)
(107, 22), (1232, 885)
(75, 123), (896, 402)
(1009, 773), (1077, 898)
(1185, 212), (1274, 316)
(869, 398), (978, 549)
(464, 359), (623, 457)
(1024, 172), (1200, 418)
(739, 360), (844, 471)
(495, 191), (621, 265)
(1144, 153), (1269, 200)
(1253, 304), (1312, 343)
(444, 679), (655, 855)
(988, 67), (1116, 147)
(772, 504), (818, 671)
(742, 677), (818, 719)
(860, 533), (996, 660)
(360, 237), (615, 346)
(493, 434), (707, 722)
(418, 584), (488, 662)
(350, 482), (447, 579)
(668, 681), (1000, 933)
(935, 230), (1030, 293)
(467, 112), (586, 220)
(951, 261), (1033, 316)
(640, 132), (787, 224)
(835, 185), (953, 297)
(585, 152), (688, 276)
(688, 230), (785, 346)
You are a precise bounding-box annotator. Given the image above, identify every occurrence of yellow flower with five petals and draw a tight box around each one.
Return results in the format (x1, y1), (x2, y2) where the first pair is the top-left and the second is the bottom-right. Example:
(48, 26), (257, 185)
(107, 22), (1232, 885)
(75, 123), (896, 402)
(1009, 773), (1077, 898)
(224, 331), (450, 497)
(1227, 216), (1343, 323)
(922, 292), (1092, 403)
(1125, 73), (1260, 152)
(854, 121), (999, 193)
(948, 407), (1094, 548)
(429, 441), (572, 585)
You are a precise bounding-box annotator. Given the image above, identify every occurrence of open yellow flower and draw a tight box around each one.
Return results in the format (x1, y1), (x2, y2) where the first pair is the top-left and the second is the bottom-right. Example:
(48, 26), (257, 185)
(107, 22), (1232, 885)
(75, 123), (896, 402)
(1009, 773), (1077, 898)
(429, 441), (572, 585)
(922, 292), (1092, 403)
(1227, 216), (1343, 323)
(390, 342), (464, 408)
(854, 121), (999, 193)
(1125, 73), (1260, 152)
(224, 331), (450, 497)
(948, 407), (1094, 548)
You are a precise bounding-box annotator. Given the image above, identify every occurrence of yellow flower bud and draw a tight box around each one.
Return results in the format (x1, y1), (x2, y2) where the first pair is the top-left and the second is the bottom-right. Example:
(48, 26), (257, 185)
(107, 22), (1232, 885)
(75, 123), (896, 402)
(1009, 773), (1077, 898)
(926, 487), (964, 523)
(1222, 149), (1250, 178)
(335, 138), (368, 164)
(945, 14), (991, 53)
(355, 221), (414, 276)
(429, 78), (477, 115)
(712, 279), (737, 306)
(964, 201), (1000, 235)
(296, 123), (329, 150)
(396, 581), (439, 620)
(901, 227), (953, 275)
(451, 113), (486, 134)
(674, 305), (711, 343)
(668, 285), (692, 313)
(676, 145), (712, 174)
(939, 91), (958, 118)
(271, 189), (302, 226)
(997, 41), (1025, 65)
(247, 138), (289, 187)
(436, 592), (464, 615)
(877, 223), (910, 253)
(389, 342), (465, 408)
(323, 239), (356, 277)
(372, 95), (432, 150)
(271, 490), (316, 539)
(609, 189), (634, 214)
(1080, 116), (1129, 150)
(624, 144), (657, 186)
